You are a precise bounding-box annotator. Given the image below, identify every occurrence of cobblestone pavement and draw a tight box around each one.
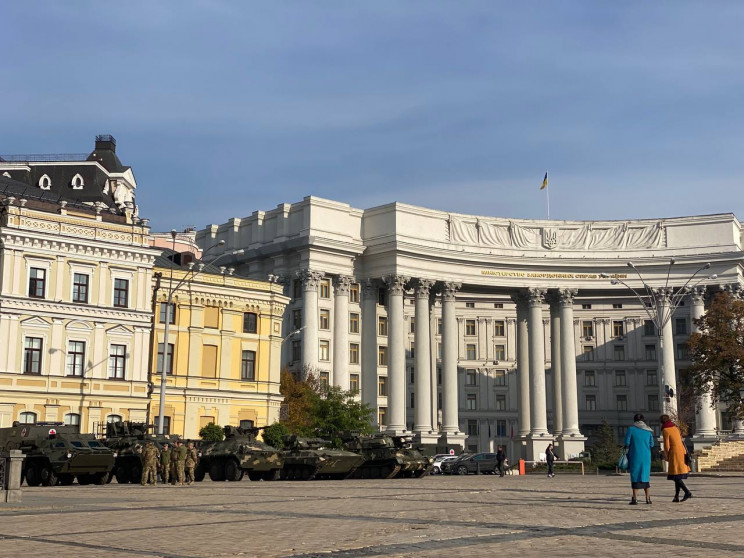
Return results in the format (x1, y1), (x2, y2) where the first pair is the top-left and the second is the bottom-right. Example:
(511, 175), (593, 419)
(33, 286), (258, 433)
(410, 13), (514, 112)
(0, 474), (742, 557)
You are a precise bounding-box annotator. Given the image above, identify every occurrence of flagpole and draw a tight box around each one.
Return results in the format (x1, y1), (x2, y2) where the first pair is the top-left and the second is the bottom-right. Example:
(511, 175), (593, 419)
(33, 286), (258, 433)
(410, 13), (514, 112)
(546, 183), (550, 220)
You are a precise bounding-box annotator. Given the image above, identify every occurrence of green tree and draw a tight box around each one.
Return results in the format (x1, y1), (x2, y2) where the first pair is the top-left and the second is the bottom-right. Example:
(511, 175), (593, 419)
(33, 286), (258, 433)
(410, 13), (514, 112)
(688, 291), (744, 421)
(262, 422), (290, 449)
(588, 419), (620, 466)
(199, 422), (224, 442)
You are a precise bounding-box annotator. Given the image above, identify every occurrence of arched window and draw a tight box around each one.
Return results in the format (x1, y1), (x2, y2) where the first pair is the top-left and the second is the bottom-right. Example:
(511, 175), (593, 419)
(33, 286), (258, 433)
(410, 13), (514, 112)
(19, 411), (37, 424)
(71, 173), (84, 189)
(106, 414), (123, 424)
(64, 413), (81, 426)
(38, 174), (51, 190)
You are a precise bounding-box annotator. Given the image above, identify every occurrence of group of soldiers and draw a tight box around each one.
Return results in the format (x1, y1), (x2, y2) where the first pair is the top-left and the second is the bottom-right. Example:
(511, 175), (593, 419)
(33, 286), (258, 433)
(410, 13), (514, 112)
(139, 440), (199, 486)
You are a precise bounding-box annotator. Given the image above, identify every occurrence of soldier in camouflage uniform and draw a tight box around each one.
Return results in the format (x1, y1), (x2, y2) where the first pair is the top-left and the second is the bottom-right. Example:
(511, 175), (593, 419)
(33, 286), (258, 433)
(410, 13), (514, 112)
(169, 440), (179, 485)
(185, 441), (199, 485)
(141, 441), (159, 485)
(175, 439), (187, 485)
(159, 442), (172, 485)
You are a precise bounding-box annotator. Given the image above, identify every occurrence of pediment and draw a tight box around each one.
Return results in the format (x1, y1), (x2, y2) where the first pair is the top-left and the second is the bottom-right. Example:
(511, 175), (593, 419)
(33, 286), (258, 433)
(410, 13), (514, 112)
(66, 320), (92, 332)
(21, 316), (51, 328)
(107, 324), (133, 336)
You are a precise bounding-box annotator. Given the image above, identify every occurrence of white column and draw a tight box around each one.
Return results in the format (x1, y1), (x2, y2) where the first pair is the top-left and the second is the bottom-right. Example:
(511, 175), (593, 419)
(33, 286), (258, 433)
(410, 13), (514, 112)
(299, 270), (323, 372)
(527, 288), (549, 436)
(549, 295), (563, 436)
(691, 287), (717, 437)
(441, 281), (461, 433)
(361, 281), (379, 425)
(413, 279), (434, 433)
(511, 293), (531, 436)
(558, 288), (582, 436)
(656, 288), (678, 415)
(332, 276), (353, 389)
(384, 274), (409, 433)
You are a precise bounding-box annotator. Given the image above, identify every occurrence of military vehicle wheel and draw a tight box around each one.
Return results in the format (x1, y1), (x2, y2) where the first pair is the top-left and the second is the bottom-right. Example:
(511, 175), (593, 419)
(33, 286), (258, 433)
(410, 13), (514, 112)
(456, 465), (468, 476)
(115, 465), (130, 484)
(105, 471), (114, 484)
(58, 474), (74, 486)
(262, 469), (280, 481)
(209, 460), (226, 481)
(247, 471), (263, 482)
(40, 465), (58, 486)
(300, 466), (314, 481)
(77, 474), (92, 485)
(94, 473), (108, 485)
(130, 463), (142, 484)
(25, 464), (42, 487)
(225, 459), (244, 481)
(194, 464), (206, 482)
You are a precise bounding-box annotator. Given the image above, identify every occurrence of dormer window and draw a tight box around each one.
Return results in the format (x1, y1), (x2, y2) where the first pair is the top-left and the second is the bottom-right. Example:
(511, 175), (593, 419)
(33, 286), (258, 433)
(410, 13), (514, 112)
(71, 173), (84, 189)
(38, 174), (51, 190)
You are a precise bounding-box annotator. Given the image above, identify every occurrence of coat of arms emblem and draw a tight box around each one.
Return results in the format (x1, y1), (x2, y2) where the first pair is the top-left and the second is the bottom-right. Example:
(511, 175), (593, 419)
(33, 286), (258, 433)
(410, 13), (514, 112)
(542, 228), (558, 249)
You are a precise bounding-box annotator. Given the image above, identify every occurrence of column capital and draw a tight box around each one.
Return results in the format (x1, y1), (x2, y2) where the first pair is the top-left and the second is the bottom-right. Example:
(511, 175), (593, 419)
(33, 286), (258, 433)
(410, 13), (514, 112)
(361, 278), (379, 298)
(652, 287), (673, 305)
(383, 274), (410, 296)
(297, 269), (324, 291)
(557, 288), (578, 306)
(719, 282), (744, 299)
(441, 281), (461, 302)
(333, 275), (354, 295)
(526, 287), (546, 308)
(413, 278), (435, 299)
(689, 285), (706, 306)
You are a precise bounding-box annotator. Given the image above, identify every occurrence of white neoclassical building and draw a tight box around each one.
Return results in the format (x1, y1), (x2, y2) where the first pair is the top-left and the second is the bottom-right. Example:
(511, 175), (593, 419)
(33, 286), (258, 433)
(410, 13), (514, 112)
(197, 197), (744, 458)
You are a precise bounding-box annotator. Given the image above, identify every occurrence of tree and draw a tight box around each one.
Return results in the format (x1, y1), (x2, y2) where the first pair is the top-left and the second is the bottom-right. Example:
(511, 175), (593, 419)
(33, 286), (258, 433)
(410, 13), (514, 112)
(262, 422), (290, 449)
(199, 422), (224, 442)
(688, 291), (744, 421)
(588, 419), (620, 465)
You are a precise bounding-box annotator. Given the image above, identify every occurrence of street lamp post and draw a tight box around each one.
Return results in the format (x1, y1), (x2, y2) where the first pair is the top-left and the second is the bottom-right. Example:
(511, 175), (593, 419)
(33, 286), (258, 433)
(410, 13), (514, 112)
(156, 231), (229, 435)
(600, 260), (717, 416)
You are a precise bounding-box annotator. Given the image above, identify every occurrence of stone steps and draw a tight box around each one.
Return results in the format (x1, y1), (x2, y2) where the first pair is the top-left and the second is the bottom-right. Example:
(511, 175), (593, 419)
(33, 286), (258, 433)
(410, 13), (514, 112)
(695, 439), (744, 472)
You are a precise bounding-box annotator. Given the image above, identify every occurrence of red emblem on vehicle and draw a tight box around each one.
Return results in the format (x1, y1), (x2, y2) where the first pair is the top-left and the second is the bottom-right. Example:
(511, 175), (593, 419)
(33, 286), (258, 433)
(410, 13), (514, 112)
(21, 428), (27, 437)
(48, 428), (57, 436)
(449, 449), (455, 455)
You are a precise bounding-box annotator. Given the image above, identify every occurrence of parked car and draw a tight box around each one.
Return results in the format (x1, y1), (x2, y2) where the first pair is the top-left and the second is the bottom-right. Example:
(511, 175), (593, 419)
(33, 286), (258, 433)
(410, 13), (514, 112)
(441, 452), (498, 475)
(430, 455), (458, 474)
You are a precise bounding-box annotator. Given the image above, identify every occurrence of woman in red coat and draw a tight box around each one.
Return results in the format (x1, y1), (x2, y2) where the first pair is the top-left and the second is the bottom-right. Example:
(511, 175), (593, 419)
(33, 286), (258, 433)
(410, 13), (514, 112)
(661, 414), (692, 502)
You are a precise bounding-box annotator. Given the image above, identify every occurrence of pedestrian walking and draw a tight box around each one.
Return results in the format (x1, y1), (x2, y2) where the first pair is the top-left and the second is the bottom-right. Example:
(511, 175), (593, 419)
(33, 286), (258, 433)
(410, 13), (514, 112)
(185, 441), (199, 484)
(661, 414), (692, 502)
(623, 413), (655, 505)
(175, 439), (187, 485)
(140, 441), (158, 485)
(545, 444), (558, 478)
(159, 443), (172, 485)
(496, 445), (506, 477)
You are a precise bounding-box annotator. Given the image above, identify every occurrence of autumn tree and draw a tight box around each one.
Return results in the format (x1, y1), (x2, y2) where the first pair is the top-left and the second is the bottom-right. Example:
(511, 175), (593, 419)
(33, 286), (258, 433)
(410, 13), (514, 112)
(688, 291), (744, 420)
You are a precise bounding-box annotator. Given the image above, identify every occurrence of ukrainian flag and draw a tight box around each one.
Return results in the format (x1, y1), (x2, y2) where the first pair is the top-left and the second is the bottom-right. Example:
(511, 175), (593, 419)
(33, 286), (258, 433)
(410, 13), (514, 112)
(540, 172), (548, 190)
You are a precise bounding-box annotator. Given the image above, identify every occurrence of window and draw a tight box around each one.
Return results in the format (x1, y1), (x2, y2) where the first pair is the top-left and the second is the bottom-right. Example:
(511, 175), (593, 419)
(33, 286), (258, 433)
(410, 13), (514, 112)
(466, 369), (477, 386)
(24, 337), (43, 374)
(291, 340), (301, 362)
(238, 419), (254, 430)
(648, 394), (659, 411)
(645, 344), (657, 361)
(494, 370), (506, 386)
(349, 284), (360, 303)
(613, 345), (625, 361)
(378, 376), (387, 396)
(409, 342), (415, 359)
(293, 280), (302, 299)
(38, 174), (51, 190)
(107, 414), (123, 424)
(437, 368), (442, 385)
(409, 318), (415, 333)
(437, 319), (442, 335)
(466, 302), (475, 308)
(349, 374), (360, 392)
(675, 318), (687, 335)
(495, 394), (506, 410)
(64, 413), (80, 426)
(615, 370), (626, 387)
(320, 371), (329, 386)
(378, 288), (386, 306)
(437, 343), (442, 359)
(493, 320), (505, 336)
(71, 173), (84, 189)
(241, 350), (256, 380)
(465, 319), (476, 336)
(613, 303), (623, 309)
(292, 309), (302, 330)
(644, 320), (655, 336)
(410, 367), (415, 383)
(319, 340), (330, 361)
(582, 321), (594, 338)
(202, 344), (218, 377)
(378, 346), (388, 366)
(618, 426), (627, 440)
(616, 395), (628, 411)
(584, 371), (595, 387)
(495, 420), (507, 437)
(437, 392), (442, 409)
(203, 306), (219, 329)
(67, 341), (85, 376)
(108, 344), (126, 379)
(349, 313), (359, 333)
(28, 268), (46, 298)
(582, 346), (594, 361)
(349, 343), (359, 364)
(677, 343), (689, 360)
(378, 407), (387, 426)
(160, 416), (171, 435)
(113, 278), (129, 308)
(466, 344), (477, 360)
(378, 316), (388, 336)
(19, 411), (37, 424)
(157, 343), (174, 375)
(468, 420), (478, 436)
(612, 321), (624, 337)
(72, 273), (89, 303)
(159, 302), (175, 324)
(410, 392), (415, 409)
(585, 395), (596, 411)
(494, 344), (505, 361)
(646, 370), (658, 386)
(243, 312), (258, 333)
(320, 280), (330, 299)
(319, 309), (330, 330)
(494, 303), (503, 309)
(466, 393), (477, 410)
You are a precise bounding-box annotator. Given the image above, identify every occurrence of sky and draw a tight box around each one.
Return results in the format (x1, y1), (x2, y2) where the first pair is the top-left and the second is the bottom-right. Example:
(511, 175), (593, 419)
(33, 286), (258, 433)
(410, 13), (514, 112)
(3, 2), (744, 231)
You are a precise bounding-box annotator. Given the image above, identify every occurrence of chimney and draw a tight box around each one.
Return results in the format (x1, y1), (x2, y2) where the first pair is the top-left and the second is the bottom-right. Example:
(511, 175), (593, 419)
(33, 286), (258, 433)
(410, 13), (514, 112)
(95, 134), (117, 152)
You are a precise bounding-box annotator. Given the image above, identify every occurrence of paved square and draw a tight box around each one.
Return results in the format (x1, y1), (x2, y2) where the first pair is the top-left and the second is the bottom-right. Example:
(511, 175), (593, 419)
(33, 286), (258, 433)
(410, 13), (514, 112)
(0, 473), (742, 557)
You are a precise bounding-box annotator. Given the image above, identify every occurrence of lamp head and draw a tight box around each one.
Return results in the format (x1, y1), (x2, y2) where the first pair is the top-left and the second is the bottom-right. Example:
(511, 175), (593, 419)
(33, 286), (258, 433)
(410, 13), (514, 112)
(170, 229), (177, 239)
(217, 240), (226, 246)
(599, 272), (610, 278)
(709, 274), (718, 280)
(626, 261), (635, 268)
(610, 279), (620, 285)
(669, 257), (676, 265)
(704, 263), (711, 270)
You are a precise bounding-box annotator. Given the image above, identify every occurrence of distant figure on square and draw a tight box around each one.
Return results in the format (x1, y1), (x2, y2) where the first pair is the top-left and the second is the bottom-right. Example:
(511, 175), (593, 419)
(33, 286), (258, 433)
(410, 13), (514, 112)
(160, 442), (171, 485)
(624, 413), (655, 505)
(496, 445), (506, 477)
(661, 414), (692, 502)
(545, 444), (558, 478)
(141, 441), (158, 486)
(185, 441), (199, 485)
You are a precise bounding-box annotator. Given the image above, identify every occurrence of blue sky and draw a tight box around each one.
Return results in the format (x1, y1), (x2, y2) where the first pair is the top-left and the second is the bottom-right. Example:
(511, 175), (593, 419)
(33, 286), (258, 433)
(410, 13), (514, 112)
(3, 2), (744, 231)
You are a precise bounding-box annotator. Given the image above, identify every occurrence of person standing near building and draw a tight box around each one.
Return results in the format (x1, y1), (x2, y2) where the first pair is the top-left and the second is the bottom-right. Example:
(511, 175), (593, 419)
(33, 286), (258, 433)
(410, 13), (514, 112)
(175, 440), (187, 485)
(159, 443), (172, 485)
(545, 444), (559, 478)
(496, 445), (506, 477)
(185, 441), (199, 485)
(624, 413), (655, 505)
(140, 441), (159, 486)
(661, 414), (692, 502)
(170, 441), (179, 485)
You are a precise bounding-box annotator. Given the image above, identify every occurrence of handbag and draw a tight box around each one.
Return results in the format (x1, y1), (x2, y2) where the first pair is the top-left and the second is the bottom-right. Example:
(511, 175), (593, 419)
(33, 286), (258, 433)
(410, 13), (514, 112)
(617, 449), (629, 471)
(684, 447), (692, 466)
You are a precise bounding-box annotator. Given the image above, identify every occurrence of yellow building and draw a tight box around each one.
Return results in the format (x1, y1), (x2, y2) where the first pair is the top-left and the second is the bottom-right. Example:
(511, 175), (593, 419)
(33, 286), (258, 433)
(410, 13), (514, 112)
(150, 249), (289, 439)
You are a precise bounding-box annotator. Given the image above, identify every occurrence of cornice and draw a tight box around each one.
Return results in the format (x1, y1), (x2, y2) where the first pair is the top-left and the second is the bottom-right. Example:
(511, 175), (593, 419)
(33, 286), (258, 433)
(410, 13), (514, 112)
(0, 296), (152, 323)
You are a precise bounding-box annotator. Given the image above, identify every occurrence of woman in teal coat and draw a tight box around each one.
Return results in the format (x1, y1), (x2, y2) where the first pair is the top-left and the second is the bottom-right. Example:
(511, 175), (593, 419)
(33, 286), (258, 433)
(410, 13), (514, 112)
(623, 413), (656, 505)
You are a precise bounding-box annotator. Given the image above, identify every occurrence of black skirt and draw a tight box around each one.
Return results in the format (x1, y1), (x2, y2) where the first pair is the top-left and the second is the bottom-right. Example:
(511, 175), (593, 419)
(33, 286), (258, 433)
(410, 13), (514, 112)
(667, 473), (689, 481)
(631, 481), (650, 489)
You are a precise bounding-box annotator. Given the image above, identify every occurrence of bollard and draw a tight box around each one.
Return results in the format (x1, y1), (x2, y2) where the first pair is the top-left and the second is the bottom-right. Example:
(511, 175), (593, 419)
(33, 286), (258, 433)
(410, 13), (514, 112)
(518, 458), (525, 476)
(1, 450), (25, 504)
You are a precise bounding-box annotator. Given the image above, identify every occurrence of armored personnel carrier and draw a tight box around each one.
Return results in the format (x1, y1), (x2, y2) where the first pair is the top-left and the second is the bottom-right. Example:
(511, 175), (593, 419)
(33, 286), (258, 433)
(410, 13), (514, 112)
(343, 433), (432, 479)
(0, 422), (115, 486)
(102, 421), (176, 484)
(195, 425), (283, 482)
(280, 435), (364, 480)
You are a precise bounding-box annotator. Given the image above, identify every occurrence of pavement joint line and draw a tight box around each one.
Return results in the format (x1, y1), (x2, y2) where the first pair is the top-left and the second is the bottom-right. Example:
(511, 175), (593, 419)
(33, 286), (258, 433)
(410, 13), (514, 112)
(0, 532), (191, 558)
